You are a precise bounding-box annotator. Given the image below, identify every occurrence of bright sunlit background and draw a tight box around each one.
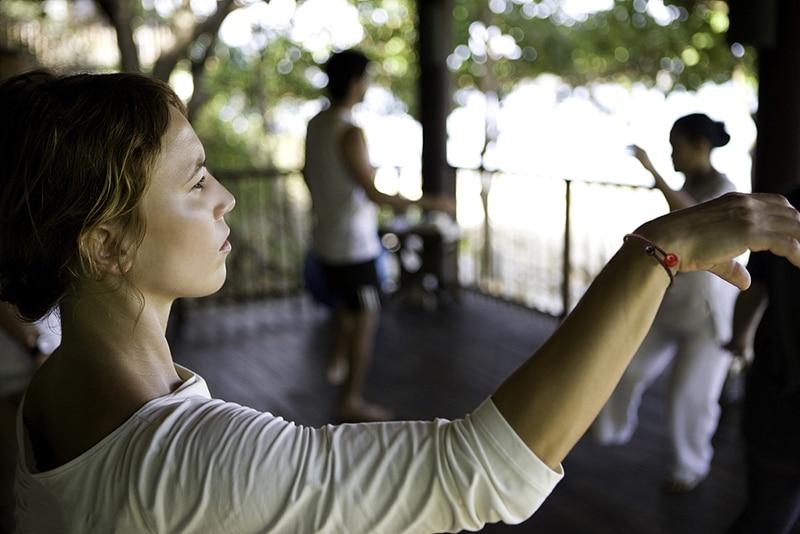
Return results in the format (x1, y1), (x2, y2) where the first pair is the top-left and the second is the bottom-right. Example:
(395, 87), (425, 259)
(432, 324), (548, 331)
(204, 0), (757, 195)
(4, 0), (757, 312)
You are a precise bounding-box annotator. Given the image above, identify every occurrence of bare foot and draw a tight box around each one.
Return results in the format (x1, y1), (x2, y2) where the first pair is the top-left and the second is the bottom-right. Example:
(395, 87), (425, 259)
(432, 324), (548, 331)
(662, 473), (705, 494)
(338, 400), (393, 423)
(326, 357), (348, 386)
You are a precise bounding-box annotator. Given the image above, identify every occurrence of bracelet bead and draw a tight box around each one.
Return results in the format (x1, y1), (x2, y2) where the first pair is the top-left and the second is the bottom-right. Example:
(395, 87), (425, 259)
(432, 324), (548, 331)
(623, 233), (680, 286)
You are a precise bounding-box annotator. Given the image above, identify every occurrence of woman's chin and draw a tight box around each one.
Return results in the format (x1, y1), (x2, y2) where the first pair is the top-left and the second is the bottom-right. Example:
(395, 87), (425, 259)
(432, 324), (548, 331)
(183, 270), (227, 299)
(207, 270), (227, 295)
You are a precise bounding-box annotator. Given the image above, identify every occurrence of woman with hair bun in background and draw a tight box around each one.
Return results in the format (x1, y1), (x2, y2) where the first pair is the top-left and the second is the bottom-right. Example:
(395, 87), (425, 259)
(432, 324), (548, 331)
(593, 113), (740, 493)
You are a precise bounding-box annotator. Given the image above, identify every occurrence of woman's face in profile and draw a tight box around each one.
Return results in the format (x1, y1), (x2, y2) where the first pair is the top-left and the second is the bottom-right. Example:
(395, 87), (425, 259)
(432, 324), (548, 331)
(669, 132), (708, 176)
(126, 107), (236, 303)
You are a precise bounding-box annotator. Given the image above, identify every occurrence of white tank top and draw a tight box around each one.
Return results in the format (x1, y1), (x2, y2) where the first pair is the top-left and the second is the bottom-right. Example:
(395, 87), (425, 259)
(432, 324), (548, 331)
(304, 108), (381, 264)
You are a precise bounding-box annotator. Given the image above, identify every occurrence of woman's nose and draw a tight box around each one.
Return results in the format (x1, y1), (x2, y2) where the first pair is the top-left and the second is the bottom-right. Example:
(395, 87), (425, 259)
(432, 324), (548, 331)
(214, 181), (236, 220)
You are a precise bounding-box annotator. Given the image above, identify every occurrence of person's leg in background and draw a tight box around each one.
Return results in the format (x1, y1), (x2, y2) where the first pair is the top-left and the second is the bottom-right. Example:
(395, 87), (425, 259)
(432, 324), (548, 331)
(666, 325), (732, 492)
(593, 322), (676, 444)
(327, 310), (354, 386)
(325, 260), (391, 422)
(338, 289), (389, 422)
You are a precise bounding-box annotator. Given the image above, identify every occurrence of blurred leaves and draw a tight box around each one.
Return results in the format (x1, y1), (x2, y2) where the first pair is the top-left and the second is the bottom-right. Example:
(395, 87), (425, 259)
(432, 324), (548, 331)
(450, 0), (755, 95)
(1, 0), (755, 168)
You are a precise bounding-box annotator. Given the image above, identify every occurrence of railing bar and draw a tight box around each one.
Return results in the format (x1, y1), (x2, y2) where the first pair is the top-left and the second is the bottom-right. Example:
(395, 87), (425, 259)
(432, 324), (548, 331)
(560, 179), (572, 321)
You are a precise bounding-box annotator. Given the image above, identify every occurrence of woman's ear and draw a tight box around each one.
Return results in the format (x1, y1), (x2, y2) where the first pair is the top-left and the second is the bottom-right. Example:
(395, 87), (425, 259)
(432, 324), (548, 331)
(694, 137), (712, 155)
(80, 224), (133, 276)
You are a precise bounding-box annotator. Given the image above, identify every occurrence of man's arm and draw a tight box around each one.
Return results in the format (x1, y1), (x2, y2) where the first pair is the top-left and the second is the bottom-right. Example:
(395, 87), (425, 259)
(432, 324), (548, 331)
(492, 193), (800, 470)
(339, 126), (453, 213)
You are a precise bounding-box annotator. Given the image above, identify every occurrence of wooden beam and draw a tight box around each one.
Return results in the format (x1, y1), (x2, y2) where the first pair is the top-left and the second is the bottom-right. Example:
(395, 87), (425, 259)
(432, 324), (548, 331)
(732, 0), (800, 193)
(418, 0), (454, 197)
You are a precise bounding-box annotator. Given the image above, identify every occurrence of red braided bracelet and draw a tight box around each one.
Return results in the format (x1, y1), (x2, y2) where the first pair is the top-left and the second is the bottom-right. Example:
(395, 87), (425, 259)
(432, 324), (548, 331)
(623, 233), (679, 286)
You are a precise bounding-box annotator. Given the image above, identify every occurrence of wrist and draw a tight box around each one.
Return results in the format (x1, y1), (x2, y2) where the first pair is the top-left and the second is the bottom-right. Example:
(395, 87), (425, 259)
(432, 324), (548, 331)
(634, 218), (684, 260)
(623, 232), (680, 285)
(618, 239), (673, 291)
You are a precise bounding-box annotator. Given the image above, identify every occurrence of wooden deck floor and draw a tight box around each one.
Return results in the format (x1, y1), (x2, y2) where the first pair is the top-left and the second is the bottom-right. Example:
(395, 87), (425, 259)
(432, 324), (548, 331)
(171, 291), (751, 534)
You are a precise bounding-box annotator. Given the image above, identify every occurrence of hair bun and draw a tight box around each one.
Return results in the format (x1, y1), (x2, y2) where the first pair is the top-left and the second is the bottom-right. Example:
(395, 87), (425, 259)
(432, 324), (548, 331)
(713, 121), (731, 148)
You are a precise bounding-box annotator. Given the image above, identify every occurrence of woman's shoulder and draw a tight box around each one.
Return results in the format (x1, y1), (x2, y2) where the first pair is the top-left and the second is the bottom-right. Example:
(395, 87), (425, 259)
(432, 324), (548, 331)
(21, 356), (173, 472)
(712, 172), (736, 194)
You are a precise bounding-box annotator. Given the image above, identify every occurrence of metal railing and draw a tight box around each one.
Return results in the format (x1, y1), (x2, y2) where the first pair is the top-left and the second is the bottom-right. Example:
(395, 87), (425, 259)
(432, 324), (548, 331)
(455, 168), (666, 317)
(200, 168), (311, 304)
(191, 167), (666, 318)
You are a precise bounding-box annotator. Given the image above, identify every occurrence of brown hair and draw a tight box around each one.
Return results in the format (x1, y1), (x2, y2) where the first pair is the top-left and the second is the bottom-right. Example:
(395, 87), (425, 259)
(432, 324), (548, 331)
(0, 71), (186, 321)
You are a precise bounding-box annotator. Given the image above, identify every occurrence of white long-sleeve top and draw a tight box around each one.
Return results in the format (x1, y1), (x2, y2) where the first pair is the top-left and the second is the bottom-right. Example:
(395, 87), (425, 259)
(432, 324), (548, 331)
(15, 365), (563, 533)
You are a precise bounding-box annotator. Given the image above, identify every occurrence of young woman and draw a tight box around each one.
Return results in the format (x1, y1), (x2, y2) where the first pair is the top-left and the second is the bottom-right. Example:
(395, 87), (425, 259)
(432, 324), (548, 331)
(2, 72), (799, 533)
(594, 114), (740, 492)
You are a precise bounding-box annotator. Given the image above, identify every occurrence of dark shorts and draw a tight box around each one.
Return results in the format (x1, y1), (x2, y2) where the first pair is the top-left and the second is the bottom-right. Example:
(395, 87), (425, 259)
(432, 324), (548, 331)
(321, 258), (382, 312)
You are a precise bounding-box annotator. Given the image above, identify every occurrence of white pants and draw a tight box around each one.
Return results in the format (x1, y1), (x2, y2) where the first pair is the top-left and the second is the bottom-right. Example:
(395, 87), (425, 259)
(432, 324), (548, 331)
(593, 313), (732, 482)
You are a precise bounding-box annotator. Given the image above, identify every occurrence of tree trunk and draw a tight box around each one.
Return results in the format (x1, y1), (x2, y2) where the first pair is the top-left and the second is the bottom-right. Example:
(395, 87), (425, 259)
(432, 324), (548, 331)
(152, 0), (236, 82)
(186, 34), (219, 123)
(95, 0), (140, 72)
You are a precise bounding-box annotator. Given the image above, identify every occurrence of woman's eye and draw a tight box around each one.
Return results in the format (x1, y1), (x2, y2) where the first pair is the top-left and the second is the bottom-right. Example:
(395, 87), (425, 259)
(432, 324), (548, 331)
(192, 176), (206, 190)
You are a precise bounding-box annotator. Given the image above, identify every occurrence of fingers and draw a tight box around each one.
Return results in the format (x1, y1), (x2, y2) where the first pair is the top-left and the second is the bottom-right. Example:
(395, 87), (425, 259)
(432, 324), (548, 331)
(709, 260), (751, 290)
(648, 193), (800, 282)
(725, 194), (800, 265)
(749, 231), (800, 268)
(747, 192), (792, 208)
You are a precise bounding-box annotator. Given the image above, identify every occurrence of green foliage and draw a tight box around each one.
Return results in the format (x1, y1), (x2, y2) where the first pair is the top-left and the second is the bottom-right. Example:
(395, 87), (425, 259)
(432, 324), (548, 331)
(450, 0), (755, 95)
(1, 0), (756, 167)
(193, 0), (419, 165)
(356, 0), (419, 113)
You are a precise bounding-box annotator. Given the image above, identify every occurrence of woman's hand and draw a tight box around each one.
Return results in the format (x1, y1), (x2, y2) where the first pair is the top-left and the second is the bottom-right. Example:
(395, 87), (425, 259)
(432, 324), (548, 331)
(628, 144), (656, 174)
(637, 193), (800, 290)
(493, 192), (800, 469)
(722, 337), (754, 370)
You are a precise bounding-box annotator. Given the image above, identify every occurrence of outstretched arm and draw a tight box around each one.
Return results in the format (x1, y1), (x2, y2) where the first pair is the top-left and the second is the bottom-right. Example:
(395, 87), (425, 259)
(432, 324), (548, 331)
(629, 144), (696, 210)
(493, 193), (800, 470)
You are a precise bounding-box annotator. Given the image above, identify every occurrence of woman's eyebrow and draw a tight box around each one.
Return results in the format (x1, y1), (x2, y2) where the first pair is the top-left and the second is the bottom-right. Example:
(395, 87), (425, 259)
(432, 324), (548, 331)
(183, 156), (205, 184)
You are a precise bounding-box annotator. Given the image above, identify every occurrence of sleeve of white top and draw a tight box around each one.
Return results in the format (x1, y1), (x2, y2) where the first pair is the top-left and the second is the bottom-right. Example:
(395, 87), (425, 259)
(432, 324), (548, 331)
(136, 397), (563, 534)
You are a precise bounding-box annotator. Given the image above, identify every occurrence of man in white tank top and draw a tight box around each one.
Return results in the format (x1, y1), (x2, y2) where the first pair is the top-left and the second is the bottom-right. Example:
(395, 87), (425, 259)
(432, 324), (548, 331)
(303, 50), (453, 422)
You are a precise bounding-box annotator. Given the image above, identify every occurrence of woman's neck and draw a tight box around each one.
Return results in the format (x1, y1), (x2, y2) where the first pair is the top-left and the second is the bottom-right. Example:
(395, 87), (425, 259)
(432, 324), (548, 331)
(330, 97), (357, 112)
(57, 286), (180, 392)
(685, 161), (716, 182)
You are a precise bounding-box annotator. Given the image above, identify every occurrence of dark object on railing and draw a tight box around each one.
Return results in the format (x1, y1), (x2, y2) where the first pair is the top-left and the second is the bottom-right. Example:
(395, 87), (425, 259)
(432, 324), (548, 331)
(380, 221), (459, 309)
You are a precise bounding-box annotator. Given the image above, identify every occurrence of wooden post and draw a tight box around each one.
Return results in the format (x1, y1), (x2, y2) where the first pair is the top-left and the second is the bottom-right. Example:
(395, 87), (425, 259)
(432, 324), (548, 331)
(731, 0), (800, 193)
(417, 0), (458, 298)
(418, 0), (454, 197)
